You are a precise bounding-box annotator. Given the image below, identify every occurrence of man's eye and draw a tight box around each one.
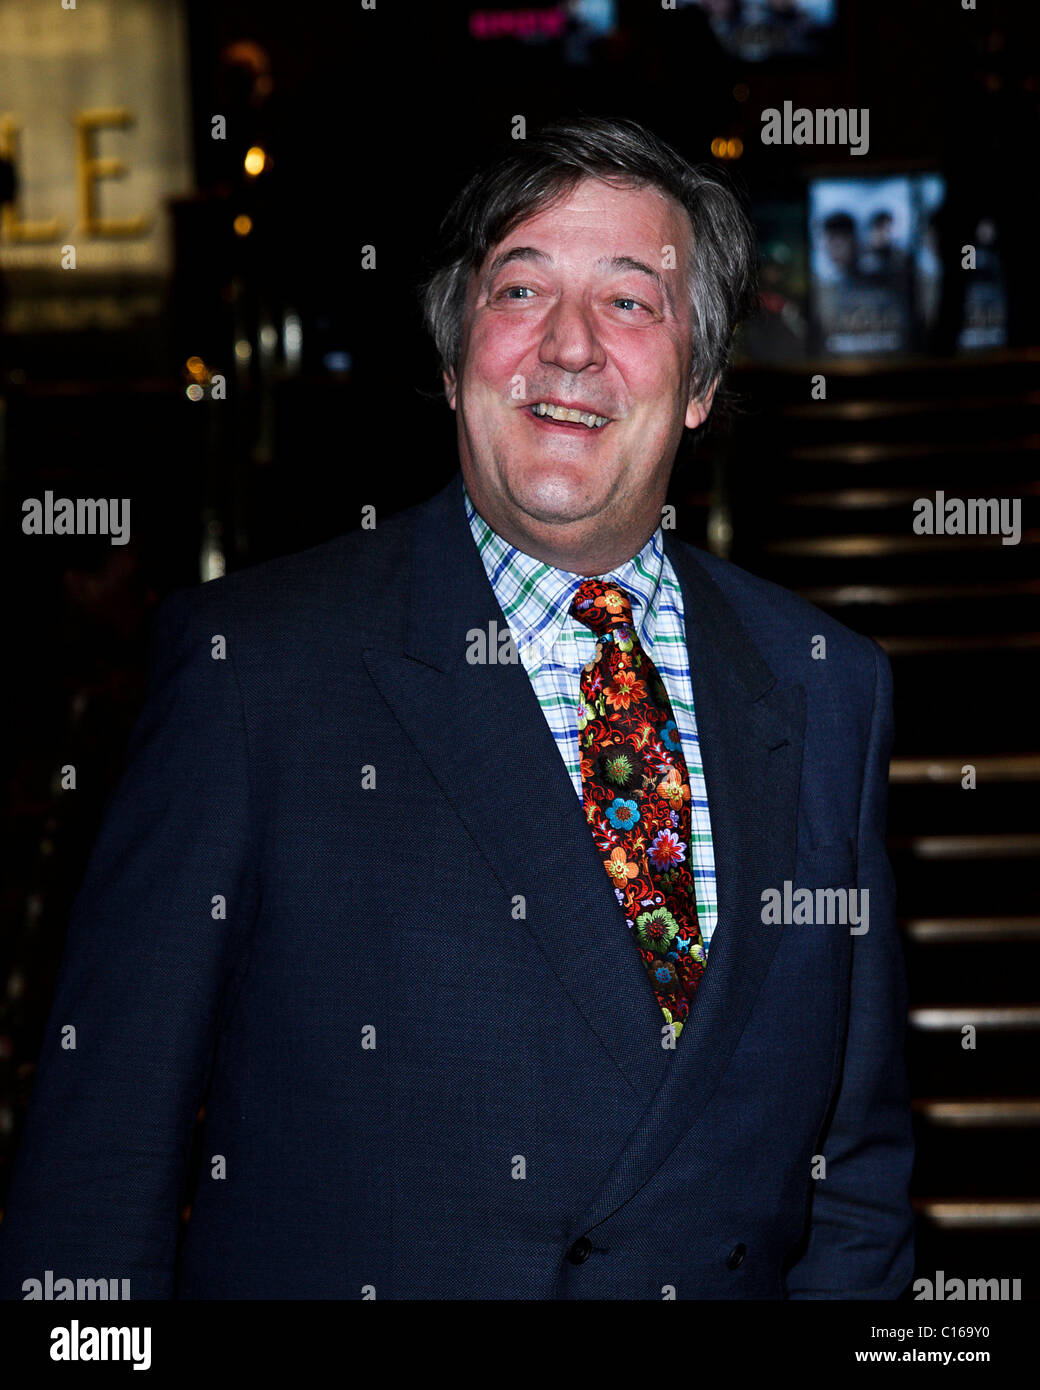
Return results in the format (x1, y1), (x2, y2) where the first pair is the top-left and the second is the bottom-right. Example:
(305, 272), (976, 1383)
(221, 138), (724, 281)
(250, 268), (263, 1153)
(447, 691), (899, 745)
(502, 286), (534, 299)
(612, 297), (646, 312)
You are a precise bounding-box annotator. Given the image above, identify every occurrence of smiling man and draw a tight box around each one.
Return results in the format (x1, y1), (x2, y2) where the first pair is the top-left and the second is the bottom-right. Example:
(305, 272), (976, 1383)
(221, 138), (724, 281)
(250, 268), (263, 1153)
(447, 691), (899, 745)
(0, 117), (914, 1301)
(445, 176), (713, 575)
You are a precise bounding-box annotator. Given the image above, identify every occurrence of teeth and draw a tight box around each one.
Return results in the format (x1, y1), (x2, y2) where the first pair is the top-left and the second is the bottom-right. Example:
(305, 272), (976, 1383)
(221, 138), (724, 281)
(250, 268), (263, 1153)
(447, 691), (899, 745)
(532, 402), (609, 428)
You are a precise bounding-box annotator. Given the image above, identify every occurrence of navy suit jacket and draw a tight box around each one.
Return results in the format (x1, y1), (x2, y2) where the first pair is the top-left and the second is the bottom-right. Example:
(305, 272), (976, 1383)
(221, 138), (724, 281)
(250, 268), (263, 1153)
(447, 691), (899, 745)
(0, 470), (914, 1300)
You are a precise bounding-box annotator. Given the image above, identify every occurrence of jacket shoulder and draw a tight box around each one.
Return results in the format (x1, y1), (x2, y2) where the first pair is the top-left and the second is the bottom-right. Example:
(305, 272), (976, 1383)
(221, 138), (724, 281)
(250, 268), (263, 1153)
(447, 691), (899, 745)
(155, 502), (418, 639)
(675, 541), (886, 692)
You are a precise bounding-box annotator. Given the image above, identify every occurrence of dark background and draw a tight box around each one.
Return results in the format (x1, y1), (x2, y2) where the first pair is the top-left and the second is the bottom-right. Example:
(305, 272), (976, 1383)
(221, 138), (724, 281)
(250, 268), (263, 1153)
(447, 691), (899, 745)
(1, 0), (1038, 1298)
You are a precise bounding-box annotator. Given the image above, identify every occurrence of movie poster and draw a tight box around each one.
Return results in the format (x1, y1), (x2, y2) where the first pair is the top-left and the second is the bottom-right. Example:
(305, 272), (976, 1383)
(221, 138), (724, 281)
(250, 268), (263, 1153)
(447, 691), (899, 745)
(808, 174), (916, 355)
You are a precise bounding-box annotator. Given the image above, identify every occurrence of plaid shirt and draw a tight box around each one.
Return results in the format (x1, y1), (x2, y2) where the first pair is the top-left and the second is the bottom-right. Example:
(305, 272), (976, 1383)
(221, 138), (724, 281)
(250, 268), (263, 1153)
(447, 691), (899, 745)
(464, 480), (718, 954)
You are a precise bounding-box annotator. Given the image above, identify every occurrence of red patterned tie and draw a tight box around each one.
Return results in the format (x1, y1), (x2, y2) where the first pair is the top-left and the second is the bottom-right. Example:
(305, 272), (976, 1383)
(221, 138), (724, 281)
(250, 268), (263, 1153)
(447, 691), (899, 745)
(569, 578), (705, 1039)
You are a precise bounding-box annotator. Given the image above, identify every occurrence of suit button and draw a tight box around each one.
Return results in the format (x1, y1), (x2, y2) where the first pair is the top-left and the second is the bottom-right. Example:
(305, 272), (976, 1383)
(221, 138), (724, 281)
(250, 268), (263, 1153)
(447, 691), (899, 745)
(566, 1237), (592, 1265)
(727, 1243), (746, 1270)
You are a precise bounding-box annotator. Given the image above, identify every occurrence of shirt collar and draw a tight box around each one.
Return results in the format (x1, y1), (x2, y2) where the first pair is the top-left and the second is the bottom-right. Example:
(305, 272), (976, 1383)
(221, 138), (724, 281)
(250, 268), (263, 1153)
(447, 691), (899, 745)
(462, 477), (666, 676)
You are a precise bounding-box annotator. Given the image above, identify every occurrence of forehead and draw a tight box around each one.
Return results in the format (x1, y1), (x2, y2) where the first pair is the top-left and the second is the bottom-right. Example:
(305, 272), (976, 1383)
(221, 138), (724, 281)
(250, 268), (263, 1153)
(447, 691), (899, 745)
(484, 176), (692, 265)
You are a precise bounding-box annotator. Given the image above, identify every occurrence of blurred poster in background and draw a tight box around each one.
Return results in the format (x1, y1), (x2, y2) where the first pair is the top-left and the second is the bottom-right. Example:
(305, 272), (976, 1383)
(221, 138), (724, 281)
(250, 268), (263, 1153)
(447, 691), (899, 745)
(740, 197), (809, 362)
(807, 174), (916, 356)
(806, 172), (1009, 359)
(678, 0), (838, 63)
(957, 213), (1008, 351)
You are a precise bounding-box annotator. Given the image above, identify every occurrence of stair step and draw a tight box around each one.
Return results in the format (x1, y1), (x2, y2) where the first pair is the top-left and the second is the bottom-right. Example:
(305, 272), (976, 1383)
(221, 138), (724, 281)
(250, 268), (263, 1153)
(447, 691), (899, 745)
(789, 435), (1040, 466)
(915, 1199), (1040, 1229)
(783, 483), (1040, 510)
(914, 1099), (1040, 1126)
(910, 1006), (1040, 1031)
(904, 918), (1040, 943)
(781, 391), (1040, 421)
(801, 578), (1040, 605)
(766, 530), (1040, 558)
(880, 632), (1040, 654)
(894, 833), (1040, 859)
(891, 755), (1040, 783)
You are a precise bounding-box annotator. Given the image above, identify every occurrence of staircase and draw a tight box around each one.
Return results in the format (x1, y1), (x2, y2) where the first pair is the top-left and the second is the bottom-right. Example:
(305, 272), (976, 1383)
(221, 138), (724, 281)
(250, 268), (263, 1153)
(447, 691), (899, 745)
(706, 349), (1040, 1296)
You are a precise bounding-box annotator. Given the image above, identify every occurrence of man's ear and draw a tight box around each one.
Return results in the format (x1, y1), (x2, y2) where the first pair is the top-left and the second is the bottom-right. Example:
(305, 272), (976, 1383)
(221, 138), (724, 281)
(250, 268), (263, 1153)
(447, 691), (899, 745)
(443, 369), (457, 411)
(685, 376), (718, 430)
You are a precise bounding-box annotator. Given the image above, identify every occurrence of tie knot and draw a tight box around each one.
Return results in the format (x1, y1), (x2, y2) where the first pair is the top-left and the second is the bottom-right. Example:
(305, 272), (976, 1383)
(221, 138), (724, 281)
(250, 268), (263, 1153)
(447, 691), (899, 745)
(568, 578), (635, 636)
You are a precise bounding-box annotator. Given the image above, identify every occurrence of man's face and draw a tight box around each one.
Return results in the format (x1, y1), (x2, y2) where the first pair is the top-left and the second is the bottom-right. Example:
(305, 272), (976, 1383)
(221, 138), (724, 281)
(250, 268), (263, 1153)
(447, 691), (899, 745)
(444, 177), (715, 572)
(824, 229), (856, 270)
(869, 216), (894, 250)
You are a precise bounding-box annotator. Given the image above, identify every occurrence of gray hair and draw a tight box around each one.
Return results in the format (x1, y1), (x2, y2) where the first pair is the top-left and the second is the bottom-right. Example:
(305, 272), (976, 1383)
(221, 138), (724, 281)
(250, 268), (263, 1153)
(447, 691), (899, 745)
(420, 115), (758, 402)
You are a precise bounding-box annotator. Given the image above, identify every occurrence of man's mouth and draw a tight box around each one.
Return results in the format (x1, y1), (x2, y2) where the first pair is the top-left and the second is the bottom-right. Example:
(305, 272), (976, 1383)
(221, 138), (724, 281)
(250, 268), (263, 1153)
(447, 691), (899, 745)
(528, 401), (611, 430)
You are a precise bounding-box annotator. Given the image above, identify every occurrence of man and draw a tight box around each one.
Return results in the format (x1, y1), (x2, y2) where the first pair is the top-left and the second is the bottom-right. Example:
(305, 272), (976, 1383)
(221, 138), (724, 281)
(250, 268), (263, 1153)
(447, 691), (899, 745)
(0, 116), (914, 1300)
(818, 210), (860, 284)
(861, 210), (907, 282)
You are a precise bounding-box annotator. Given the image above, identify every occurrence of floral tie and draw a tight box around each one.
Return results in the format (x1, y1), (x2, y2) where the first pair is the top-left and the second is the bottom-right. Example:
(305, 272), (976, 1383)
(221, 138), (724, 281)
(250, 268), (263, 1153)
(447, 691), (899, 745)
(569, 578), (705, 1040)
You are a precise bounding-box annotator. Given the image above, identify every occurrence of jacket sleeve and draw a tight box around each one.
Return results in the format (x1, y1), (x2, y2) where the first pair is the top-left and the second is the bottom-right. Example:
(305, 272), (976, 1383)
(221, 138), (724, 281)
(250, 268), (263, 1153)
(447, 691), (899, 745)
(784, 641), (916, 1298)
(0, 584), (258, 1300)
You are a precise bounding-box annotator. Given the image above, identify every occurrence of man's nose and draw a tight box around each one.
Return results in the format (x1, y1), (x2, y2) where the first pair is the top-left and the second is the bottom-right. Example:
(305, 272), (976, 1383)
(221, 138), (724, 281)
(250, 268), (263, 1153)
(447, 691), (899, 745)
(538, 294), (607, 374)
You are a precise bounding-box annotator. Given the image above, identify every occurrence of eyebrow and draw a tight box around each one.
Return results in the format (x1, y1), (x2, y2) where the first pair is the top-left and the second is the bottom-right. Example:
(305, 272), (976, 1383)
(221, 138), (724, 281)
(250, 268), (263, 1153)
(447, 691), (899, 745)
(482, 246), (674, 311)
(482, 246), (550, 287)
(596, 255), (664, 289)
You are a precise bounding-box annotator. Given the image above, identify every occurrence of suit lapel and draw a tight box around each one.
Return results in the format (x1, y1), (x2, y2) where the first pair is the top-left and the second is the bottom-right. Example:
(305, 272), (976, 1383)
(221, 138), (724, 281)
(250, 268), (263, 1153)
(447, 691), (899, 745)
(362, 473), (670, 1102)
(362, 473), (806, 1231)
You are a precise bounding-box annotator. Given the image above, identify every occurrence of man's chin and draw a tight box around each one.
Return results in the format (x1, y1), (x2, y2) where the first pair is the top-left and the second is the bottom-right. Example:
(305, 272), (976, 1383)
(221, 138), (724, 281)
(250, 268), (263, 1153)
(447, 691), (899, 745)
(504, 478), (611, 530)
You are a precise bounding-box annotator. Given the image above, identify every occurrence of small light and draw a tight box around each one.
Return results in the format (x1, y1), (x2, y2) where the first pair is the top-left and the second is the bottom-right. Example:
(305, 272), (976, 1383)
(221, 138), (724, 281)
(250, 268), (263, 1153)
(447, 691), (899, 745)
(233, 214), (253, 237)
(259, 324), (278, 352)
(186, 383), (205, 401)
(711, 137), (725, 157)
(283, 312), (303, 372)
(726, 137), (743, 159)
(234, 339), (252, 361)
(186, 355), (205, 376)
(200, 517), (226, 583)
(244, 146), (266, 176)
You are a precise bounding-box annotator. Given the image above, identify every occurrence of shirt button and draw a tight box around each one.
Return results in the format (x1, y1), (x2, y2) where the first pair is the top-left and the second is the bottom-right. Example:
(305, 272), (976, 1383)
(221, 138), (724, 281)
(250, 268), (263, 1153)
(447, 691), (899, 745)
(727, 1243), (747, 1269)
(566, 1237), (592, 1265)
